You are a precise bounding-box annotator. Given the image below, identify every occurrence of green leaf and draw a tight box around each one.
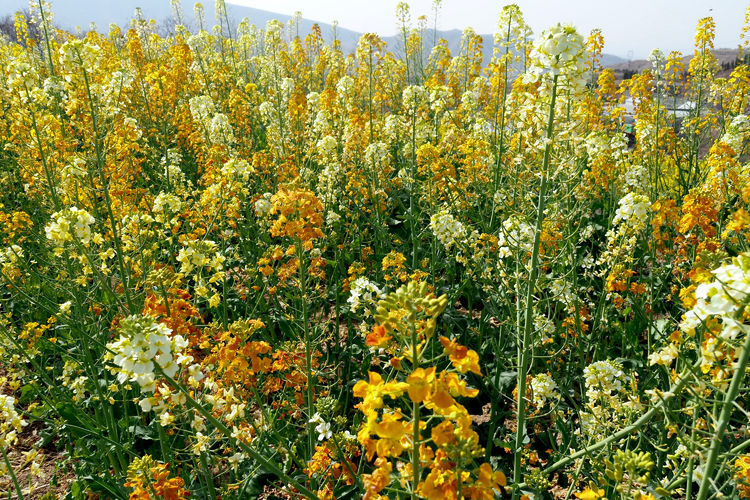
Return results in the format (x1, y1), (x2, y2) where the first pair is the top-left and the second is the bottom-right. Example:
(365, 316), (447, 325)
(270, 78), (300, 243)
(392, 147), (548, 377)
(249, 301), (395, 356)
(239, 469), (275, 497)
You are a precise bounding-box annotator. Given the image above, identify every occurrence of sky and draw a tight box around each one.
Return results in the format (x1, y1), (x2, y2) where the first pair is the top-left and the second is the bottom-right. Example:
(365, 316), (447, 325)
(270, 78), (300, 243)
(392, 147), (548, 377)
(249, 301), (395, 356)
(229, 0), (749, 59)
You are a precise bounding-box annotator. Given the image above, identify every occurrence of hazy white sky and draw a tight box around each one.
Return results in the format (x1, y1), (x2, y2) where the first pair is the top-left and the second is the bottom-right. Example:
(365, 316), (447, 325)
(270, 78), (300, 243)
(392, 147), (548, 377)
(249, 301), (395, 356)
(230, 0), (748, 58)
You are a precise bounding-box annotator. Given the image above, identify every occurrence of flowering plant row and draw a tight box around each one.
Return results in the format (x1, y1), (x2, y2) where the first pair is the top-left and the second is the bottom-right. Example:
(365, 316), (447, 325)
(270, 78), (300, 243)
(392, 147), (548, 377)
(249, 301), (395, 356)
(0, 1), (749, 499)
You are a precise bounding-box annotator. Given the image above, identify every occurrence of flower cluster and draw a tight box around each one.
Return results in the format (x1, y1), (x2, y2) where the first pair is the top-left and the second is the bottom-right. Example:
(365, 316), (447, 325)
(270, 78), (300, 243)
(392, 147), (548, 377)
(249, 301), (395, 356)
(623, 165), (649, 193)
(125, 455), (189, 500)
(45, 206), (97, 247)
(612, 192), (650, 229)
(527, 22), (586, 88)
(348, 276), (385, 315)
(352, 281), (505, 498)
(721, 114), (749, 154)
(176, 240), (225, 305)
(495, 4), (532, 57)
(176, 240), (224, 276)
(402, 85), (427, 110)
(530, 372), (559, 408)
(0, 244), (23, 279)
(105, 315), (194, 393)
(268, 188), (325, 244)
(736, 455), (750, 498)
(498, 215), (535, 258)
(429, 209), (468, 250)
(153, 192), (183, 216)
(254, 192), (273, 218)
(579, 360), (642, 441)
(0, 393), (26, 449)
(678, 253), (750, 384)
(583, 360), (629, 402)
(188, 94), (214, 125)
(682, 254), (750, 337)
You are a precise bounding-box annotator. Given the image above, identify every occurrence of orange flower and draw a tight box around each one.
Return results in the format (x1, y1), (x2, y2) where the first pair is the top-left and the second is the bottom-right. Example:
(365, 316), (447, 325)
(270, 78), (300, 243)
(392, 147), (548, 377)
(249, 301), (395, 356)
(431, 420), (455, 447)
(372, 413), (411, 458)
(575, 486), (605, 499)
(269, 188), (325, 243)
(125, 457), (189, 500)
(417, 449), (459, 500)
(362, 457), (392, 500)
(353, 371), (409, 414)
(439, 336), (482, 375)
(463, 463), (507, 500)
(373, 411), (409, 440)
(366, 324), (392, 347)
(406, 366), (436, 403)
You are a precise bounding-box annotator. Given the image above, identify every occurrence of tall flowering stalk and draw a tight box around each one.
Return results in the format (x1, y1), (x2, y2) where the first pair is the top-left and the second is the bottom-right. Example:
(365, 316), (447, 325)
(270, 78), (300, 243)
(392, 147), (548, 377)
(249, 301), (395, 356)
(352, 280), (507, 498)
(490, 4), (531, 196)
(268, 188), (325, 461)
(513, 23), (585, 490)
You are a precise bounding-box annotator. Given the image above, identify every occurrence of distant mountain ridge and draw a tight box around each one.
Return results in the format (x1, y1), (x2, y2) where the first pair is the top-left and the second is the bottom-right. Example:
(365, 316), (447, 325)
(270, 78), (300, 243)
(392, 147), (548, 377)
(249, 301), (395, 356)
(609, 48), (741, 72)
(2, 0), (629, 67)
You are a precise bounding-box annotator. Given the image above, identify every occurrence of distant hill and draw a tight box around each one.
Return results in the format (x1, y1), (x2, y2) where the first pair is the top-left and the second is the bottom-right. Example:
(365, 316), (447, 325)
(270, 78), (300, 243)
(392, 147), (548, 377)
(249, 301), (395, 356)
(601, 53), (626, 67)
(1, 0), (362, 49)
(608, 48), (742, 77)
(2, 0), (627, 68)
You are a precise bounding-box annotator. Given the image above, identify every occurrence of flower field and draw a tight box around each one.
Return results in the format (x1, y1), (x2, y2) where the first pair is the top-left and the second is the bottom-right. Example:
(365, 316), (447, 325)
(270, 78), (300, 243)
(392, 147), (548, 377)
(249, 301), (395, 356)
(2, 0), (750, 498)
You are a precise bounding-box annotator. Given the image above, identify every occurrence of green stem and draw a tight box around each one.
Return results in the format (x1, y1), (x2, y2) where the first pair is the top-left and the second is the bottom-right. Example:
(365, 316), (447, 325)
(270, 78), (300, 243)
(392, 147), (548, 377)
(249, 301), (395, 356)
(538, 363), (694, 479)
(685, 410), (698, 500)
(411, 307), (421, 499)
(484, 324), (503, 460)
(201, 452), (218, 500)
(330, 434), (363, 489)
(696, 326), (750, 500)
(513, 74), (558, 491)
(1, 446), (24, 500)
(154, 365), (320, 499)
(298, 243), (316, 462)
(23, 85), (60, 210)
(36, 0), (55, 76)
(78, 58), (135, 312)
(157, 422), (172, 465)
